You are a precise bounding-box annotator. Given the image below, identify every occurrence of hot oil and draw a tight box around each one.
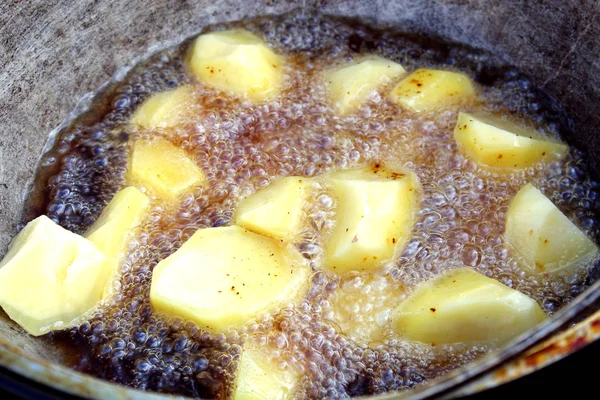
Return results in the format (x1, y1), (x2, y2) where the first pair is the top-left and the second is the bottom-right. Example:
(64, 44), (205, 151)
(31, 10), (600, 399)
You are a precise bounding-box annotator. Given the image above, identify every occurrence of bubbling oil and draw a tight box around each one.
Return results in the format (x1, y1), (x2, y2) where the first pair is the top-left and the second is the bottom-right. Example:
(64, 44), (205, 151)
(28, 10), (600, 399)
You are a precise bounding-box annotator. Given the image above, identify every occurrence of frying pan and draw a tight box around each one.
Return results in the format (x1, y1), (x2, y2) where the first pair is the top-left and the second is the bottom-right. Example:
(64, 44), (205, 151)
(0, 1), (599, 398)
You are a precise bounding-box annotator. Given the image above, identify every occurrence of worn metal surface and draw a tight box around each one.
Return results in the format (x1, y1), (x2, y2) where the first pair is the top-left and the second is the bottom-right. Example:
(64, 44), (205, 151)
(443, 309), (600, 398)
(0, 0), (599, 398)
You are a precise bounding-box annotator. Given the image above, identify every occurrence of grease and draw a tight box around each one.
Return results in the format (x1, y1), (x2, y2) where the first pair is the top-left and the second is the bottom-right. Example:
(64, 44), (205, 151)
(26, 10), (600, 399)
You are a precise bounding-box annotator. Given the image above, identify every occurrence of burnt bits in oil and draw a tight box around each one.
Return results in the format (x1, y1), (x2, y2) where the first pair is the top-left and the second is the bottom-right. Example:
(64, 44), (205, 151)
(29, 10), (600, 400)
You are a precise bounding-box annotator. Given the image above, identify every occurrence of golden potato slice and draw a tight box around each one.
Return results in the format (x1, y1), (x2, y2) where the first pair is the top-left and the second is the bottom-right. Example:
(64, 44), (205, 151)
(235, 177), (311, 242)
(85, 186), (149, 258)
(85, 186), (150, 297)
(505, 184), (598, 274)
(233, 345), (298, 400)
(324, 56), (406, 115)
(454, 112), (568, 171)
(150, 226), (310, 331)
(391, 268), (547, 345)
(188, 29), (283, 101)
(323, 164), (421, 275)
(131, 86), (193, 128)
(389, 68), (475, 112)
(127, 137), (205, 201)
(0, 216), (110, 336)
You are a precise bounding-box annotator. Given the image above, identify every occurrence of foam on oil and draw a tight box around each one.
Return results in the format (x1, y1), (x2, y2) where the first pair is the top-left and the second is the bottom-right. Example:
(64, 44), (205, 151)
(28, 10), (600, 399)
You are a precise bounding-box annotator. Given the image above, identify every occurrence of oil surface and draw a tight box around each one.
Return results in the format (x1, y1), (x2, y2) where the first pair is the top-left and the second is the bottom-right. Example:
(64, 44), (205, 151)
(23, 10), (600, 399)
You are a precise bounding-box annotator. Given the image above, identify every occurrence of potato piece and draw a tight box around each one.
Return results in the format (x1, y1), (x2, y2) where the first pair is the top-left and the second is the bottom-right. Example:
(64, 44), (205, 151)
(233, 345), (298, 400)
(391, 268), (547, 345)
(0, 216), (110, 336)
(505, 184), (598, 274)
(389, 68), (475, 112)
(150, 226), (310, 331)
(324, 56), (406, 115)
(127, 137), (205, 200)
(85, 186), (149, 258)
(130, 86), (193, 128)
(188, 29), (283, 102)
(454, 112), (568, 171)
(323, 165), (421, 275)
(85, 187), (149, 296)
(235, 177), (311, 241)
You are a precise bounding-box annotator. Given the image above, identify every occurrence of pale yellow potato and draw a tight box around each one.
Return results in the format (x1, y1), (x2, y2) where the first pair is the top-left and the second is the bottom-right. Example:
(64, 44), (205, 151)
(324, 56), (406, 115)
(127, 137), (205, 201)
(130, 86), (193, 128)
(0, 216), (110, 336)
(150, 226), (310, 331)
(505, 184), (598, 274)
(85, 186), (150, 297)
(389, 68), (475, 112)
(85, 186), (150, 258)
(188, 29), (283, 101)
(233, 345), (298, 400)
(235, 176), (311, 242)
(454, 112), (568, 171)
(323, 164), (421, 275)
(391, 268), (548, 345)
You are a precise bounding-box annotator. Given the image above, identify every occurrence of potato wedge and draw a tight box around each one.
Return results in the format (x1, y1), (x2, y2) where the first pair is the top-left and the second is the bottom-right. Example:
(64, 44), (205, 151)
(0, 216), (110, 336)
(505, 184), (598, 274)
(324, 56), (405, 115)
(188, 29), (283, 101)
(454, 112), (568, 171)
(127, 138), (205, 201)
(235, 177), (311, 242)
(389, 69), (475, 112)
(323, 165), (420, 275)
(85, 186), (150, 297)
(234, 345), (298, 400)
(131, 86), (193, 128)
(391, 268), (547, 344)
(150, 226), (310, 331)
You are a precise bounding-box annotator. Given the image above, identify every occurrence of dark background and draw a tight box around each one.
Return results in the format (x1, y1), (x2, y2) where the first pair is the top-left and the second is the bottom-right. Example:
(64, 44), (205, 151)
(466, 339), (599, 400)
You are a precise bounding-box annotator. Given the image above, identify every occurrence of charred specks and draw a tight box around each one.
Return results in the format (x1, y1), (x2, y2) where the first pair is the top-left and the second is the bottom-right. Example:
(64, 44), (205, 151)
(410, 78), (423, 87)
(430, 308), (436, 312)
(389, 172), (405, 180)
